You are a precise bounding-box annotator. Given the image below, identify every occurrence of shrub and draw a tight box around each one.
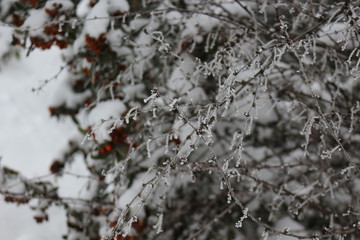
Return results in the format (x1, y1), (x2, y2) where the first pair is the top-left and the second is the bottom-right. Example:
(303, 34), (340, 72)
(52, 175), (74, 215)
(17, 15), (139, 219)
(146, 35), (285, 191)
(1, 1), (360, 239)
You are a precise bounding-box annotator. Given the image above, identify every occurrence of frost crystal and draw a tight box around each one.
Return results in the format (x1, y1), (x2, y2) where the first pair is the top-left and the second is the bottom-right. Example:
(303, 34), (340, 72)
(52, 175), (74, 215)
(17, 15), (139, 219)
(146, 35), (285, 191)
(235, 208), (248, 228)
(153, 213), (163, 234)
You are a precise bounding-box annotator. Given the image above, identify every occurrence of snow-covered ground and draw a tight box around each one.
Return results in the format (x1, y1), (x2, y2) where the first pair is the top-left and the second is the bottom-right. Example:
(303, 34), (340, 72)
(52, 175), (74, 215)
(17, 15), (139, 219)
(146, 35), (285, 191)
(0, 47), (75, 239)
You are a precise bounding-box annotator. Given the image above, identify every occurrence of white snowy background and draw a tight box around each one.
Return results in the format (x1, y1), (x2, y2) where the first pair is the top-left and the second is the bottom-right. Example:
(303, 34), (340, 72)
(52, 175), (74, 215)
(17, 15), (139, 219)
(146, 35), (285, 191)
(0, 36), (304, 240)
(0, 1), (316, 237)
(0, 42), (79, 239)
